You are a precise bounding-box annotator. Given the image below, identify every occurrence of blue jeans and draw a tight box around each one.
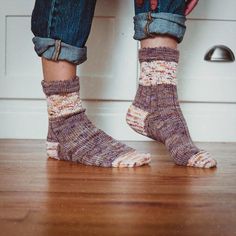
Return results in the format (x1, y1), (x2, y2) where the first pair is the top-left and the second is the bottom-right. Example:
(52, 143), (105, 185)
(31, 0), (186, 65)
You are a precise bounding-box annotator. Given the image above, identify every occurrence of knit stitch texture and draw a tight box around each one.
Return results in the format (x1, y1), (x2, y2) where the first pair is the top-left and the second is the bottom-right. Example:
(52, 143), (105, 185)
(126, 47), (217, 168)
(42, 77), (151, 167)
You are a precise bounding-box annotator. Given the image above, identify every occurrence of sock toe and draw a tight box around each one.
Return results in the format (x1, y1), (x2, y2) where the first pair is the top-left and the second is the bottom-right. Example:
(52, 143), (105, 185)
(112, 151), (151, 168)
(187, 151), (217, 168)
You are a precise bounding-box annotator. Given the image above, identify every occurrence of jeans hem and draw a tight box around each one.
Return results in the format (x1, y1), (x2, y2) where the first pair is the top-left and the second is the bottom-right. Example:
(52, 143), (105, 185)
(133, 12), (186, 43)
(32, 37), (87, 65)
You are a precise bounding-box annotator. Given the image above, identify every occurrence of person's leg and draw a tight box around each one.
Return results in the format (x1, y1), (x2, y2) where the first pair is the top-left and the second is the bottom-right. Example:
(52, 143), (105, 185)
(141, 36), (177, 49)
(31, 0), (151, 167)
(42, 59), (76, 82)
(126, 0), (217, 168)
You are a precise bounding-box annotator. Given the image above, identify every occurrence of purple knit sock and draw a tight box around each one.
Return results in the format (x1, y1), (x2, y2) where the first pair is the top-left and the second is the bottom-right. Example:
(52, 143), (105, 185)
(126, 47), (217, 168)
(42, 76), (151, 167)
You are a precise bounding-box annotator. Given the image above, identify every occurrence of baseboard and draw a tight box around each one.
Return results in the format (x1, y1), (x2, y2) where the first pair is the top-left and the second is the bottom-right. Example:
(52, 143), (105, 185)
(0, 99), (235, 142)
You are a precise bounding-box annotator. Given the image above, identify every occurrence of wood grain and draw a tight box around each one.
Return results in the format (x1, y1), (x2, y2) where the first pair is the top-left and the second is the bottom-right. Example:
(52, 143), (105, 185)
(0, 140), (235, 236)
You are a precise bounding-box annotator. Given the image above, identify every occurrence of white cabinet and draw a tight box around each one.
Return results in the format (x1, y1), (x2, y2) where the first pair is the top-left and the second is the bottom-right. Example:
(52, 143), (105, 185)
(178, 0), (236, 103)
(0, 0), (236, 142)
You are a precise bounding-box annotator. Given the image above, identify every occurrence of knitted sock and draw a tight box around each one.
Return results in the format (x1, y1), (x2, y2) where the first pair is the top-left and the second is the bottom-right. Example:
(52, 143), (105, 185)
(42, 76), (151, 167)
(126, 47), (217, 168)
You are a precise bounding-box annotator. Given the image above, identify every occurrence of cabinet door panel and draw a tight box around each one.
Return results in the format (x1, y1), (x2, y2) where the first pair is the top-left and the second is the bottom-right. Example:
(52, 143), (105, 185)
(178, 20), (236, 102)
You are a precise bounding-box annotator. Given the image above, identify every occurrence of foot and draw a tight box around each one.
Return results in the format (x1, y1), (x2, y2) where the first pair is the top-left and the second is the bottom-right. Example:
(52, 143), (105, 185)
(126, 47), (216, 168)
(42, 77), (151, 168)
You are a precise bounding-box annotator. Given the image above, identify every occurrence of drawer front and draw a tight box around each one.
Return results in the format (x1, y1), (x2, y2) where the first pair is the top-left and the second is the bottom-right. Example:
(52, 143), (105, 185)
(178, 20), (236, 102)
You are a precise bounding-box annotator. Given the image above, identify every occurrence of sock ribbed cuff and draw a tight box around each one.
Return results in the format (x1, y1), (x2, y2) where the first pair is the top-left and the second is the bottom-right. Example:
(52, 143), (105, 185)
(139, 47), (179, 63)
(41, 76), (80, 96)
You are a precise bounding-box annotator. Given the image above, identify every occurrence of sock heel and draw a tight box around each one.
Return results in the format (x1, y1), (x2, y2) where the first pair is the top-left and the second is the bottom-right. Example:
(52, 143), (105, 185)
(46, 141), (60, 160)
(126, 104), (149, 136)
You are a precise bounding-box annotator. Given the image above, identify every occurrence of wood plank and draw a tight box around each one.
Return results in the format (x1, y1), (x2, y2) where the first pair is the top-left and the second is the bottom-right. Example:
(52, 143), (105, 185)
(0, 140), (236, 236)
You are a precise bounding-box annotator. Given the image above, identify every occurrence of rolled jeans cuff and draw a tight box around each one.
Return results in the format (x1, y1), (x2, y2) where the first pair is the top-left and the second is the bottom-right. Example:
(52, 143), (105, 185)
(32, 37), (87, 65)
(133, 12), (187, 43)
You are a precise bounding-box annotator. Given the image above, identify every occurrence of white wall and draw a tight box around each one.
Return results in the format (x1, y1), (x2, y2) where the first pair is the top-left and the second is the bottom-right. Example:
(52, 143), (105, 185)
(0, 0), (236, 142)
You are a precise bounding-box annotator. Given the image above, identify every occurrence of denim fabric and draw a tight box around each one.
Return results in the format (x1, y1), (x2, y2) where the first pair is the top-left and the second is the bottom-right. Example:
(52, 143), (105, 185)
(31, 0), (97, 65)
(33, 37), (87, 64)
(31, 0), (187, 65)
(134, 0), (187, 43)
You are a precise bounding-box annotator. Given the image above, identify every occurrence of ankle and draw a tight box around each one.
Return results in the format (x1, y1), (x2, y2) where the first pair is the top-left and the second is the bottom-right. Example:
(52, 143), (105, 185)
(42, 58), (76, 82)
(141, 36), (178, 50)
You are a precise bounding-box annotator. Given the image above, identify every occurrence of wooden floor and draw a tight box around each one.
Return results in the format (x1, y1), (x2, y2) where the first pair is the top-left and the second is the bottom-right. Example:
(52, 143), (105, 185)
(0, 140), (236, 236)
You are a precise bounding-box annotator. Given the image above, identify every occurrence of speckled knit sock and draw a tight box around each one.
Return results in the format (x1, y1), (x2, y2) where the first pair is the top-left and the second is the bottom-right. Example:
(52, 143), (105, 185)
(126, 47), (217, 168)
(42, 76), (150, 167)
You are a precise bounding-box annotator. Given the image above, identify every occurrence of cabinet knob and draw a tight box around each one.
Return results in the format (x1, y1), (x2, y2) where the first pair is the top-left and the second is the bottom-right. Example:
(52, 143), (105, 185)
(204, 45), (235, 62)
